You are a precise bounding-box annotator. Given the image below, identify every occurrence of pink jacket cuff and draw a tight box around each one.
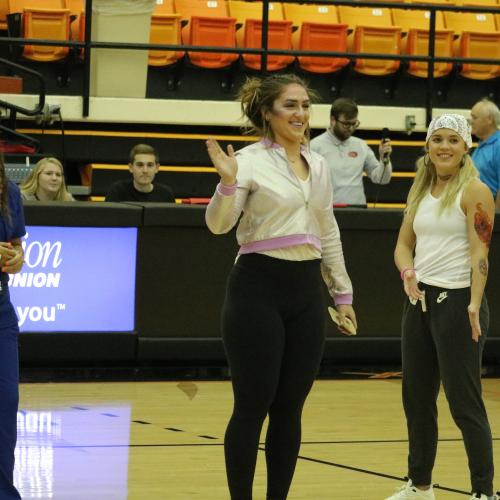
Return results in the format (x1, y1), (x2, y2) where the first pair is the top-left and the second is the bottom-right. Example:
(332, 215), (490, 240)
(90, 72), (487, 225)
(217, 182), (237, 196)
(334, 293), (353, 305)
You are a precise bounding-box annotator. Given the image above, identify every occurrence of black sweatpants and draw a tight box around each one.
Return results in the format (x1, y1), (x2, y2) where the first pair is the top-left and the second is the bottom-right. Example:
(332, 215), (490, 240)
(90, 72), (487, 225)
(401, 283), (494, 496)
(222, 253), (326, 500)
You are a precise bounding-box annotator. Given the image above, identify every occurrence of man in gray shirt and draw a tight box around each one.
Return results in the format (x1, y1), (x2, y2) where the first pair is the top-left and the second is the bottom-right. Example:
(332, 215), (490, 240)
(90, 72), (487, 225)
(311, 98), (392, 206)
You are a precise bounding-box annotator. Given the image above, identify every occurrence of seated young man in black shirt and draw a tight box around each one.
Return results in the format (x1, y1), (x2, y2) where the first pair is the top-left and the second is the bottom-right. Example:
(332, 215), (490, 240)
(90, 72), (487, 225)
(105, 144), (175, 202)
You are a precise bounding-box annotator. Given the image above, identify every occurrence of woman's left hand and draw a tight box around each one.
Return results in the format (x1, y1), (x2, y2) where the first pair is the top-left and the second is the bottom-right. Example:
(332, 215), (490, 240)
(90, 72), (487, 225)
(0, 242), (24, 274)
(467, 304), (481, 343)
(336, 304), (358, 336)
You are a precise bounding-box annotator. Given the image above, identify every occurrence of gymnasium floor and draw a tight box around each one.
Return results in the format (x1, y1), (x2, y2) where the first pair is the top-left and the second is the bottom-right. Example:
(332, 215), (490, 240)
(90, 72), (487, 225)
(15, 377), (500, 499)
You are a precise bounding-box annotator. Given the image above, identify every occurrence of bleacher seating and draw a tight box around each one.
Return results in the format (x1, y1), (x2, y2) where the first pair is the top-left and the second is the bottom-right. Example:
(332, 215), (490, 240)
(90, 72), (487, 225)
(227, 0), (284, 46)
(227, 0), (294, 71)
(174, 0), (238, 68)
(188, 16), (238, 68)
(149, 12), (184, 67)
(338, 5), (403, 76)
(392, 8), (454, 78)
(444, 9), (500, 79)
(2, 0), (498, 80)
(149, 0), (183, 67)
(283, 4), (349, 74)
(174, 0), (229, 43)
(22, 7), (71, 62)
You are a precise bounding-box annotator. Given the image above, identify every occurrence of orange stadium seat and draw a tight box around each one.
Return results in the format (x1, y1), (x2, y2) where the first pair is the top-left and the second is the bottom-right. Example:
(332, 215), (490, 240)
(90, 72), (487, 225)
(338, 5), (402, 76)
(153, 0), (176, 14)
(9, 0), (65, 13)
(297, 22), (349, 74)
(241, 18), (294, 71)
(457, 0), (498, 5)
(0, 0), (9, 30)
(188, 16), (238, 68)
(149, 13), (184, 67)
(457, 31), (500, 79)
(22, 7), (71, 62)
(174, 0), (238, 69)
(174, 0), (228, 43)
(283, 2), (338, 25)
(40, 0), (66, 6)
(228, 0), (293, 71)
(150, 0), (184, 67)
(405, 29), (454, 78)
(283, 3), (339, 47)
(283, 3), (349, 74)
(391, 8), (447, 33)
(444, 9), (498, 32)
(228, 0), (284, 46)
(444, 10), (500, 79)
(392, 8), (454, 78)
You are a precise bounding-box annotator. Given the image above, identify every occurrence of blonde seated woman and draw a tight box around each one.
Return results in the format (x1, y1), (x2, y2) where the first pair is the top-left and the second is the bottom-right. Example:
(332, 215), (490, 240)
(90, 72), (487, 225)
(20, 157), (75, 201)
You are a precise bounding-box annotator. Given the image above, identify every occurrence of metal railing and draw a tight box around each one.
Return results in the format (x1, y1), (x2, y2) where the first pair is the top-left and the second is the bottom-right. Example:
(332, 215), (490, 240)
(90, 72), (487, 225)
(0, 57), (45, 116)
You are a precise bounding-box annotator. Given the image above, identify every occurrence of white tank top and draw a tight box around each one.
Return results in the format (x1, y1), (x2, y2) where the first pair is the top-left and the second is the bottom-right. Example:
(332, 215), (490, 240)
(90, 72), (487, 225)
(413, 190), (470, 288)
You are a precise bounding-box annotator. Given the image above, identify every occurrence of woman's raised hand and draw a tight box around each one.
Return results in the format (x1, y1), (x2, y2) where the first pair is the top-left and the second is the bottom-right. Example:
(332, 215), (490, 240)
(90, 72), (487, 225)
(206, 138), (237, 186)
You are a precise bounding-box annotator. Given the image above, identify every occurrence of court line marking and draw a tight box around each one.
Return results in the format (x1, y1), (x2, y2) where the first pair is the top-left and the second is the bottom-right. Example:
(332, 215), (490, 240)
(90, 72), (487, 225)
(22, 435), (500, 447)
(290, 452), (471, 496)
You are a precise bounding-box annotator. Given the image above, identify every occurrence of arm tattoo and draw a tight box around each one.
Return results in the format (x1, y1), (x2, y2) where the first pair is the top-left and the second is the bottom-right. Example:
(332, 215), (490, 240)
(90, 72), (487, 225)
(479, 258), (488, 277)
(474, 203), (493, 247)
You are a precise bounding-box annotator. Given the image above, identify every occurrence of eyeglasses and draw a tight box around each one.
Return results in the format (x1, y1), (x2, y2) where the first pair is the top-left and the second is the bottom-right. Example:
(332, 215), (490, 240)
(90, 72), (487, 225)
(336, 119), (360, 129)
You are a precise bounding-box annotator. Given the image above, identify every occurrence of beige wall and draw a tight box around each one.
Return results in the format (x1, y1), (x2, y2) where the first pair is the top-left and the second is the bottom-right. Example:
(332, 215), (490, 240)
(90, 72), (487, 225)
(0, 94), (451, 132)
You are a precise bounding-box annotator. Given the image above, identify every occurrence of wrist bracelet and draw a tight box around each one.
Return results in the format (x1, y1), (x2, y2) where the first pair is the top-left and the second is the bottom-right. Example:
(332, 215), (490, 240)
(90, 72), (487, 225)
(400, 267), (415, 280)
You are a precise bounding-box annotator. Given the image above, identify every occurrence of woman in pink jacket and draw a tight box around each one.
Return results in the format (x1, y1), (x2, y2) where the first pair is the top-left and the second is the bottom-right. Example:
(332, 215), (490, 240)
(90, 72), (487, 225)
(205, 73), (356, 500)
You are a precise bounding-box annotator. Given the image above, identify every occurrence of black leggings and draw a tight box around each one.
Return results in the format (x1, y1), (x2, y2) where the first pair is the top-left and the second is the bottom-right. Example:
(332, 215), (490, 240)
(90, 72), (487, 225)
(222, 253), (326, 500)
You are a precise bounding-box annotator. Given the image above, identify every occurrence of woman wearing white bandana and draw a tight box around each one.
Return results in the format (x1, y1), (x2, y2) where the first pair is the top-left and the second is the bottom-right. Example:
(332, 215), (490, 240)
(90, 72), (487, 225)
(387, 114), (498, 500)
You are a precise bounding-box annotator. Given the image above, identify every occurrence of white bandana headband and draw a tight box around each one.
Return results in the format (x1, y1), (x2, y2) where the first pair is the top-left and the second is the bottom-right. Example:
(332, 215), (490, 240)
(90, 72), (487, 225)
(426, 113), (472, 149)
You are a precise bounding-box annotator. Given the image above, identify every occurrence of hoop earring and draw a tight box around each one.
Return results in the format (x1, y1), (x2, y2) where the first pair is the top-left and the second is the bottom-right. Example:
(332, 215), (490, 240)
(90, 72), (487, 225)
(424, 153), (431, 167)
(460, 155), (466, 168)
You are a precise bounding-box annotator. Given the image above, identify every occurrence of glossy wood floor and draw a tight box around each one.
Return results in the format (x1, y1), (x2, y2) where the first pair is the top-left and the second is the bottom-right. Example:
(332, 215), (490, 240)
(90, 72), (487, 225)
(15, 377), (500, 499)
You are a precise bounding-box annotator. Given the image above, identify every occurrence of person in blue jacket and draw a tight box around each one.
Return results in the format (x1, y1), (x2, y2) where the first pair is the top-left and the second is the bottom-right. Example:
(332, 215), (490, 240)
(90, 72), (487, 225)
(0, 154), (26, 500)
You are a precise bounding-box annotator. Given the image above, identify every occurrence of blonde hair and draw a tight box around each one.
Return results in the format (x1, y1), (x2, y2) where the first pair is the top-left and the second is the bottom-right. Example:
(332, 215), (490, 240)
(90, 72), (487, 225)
(406, 153), (478, 217)
(20, 157), (73, 201)
(238, 74), (318, 144)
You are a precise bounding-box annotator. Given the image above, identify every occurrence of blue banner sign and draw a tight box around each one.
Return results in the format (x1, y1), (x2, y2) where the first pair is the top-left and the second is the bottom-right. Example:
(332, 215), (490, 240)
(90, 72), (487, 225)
(9, 226), (137, 332)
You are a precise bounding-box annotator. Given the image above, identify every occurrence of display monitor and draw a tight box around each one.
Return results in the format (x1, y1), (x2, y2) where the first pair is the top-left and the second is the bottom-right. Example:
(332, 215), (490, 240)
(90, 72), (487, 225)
(9, 226), (137, 332)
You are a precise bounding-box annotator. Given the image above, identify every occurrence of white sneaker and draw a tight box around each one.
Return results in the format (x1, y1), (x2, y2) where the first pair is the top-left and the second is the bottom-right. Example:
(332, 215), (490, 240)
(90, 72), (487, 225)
(469, 494), (499, 500)
(385, 479), (435, 500)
